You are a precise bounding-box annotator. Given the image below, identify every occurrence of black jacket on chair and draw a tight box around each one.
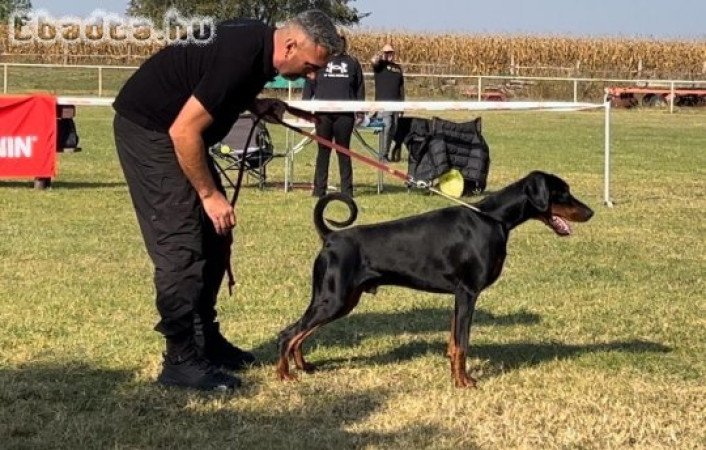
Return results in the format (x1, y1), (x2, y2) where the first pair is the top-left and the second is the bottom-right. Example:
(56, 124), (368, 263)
(400, 116), (491, 195)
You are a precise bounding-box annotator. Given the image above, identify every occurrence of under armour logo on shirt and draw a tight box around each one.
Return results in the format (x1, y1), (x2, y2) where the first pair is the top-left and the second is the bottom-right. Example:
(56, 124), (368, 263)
(324, 61), (349, 78)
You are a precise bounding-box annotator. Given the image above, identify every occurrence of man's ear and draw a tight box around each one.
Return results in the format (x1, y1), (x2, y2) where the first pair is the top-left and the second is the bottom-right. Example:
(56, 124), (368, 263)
(283, 37), (297, 58)
(524, 173), (549, 212)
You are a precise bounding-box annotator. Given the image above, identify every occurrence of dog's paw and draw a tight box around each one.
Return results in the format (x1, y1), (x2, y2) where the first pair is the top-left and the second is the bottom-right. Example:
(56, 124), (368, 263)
(453, 374), (478, 389)
(277, 370), (299, 382)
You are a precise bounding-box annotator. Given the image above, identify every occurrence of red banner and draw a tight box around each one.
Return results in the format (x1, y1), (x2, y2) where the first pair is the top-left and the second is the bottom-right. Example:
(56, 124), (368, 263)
(0, 95), (57, 179)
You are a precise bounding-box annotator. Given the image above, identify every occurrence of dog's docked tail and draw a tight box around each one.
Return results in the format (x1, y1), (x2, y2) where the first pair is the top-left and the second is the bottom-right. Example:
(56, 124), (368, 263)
(313, 193), (358, 240)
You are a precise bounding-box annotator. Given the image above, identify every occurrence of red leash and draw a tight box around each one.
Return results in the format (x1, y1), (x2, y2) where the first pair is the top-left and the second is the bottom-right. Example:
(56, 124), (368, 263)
(275, 110), (424, 188)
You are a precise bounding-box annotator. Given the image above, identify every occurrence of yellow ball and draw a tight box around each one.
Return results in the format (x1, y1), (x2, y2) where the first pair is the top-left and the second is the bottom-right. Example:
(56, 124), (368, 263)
(438, 169), (464, 198)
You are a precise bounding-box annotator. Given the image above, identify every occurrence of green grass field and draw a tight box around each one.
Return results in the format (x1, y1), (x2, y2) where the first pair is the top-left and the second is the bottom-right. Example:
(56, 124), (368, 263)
(1, 106), (704, 449)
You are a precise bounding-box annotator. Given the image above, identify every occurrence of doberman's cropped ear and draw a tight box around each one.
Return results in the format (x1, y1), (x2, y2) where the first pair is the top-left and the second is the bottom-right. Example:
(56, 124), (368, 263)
(524, 172), (549, 212)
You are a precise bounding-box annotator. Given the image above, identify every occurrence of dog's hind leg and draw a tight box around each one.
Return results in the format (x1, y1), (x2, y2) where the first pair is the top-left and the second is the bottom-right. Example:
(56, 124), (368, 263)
(291, 286), (365, 373)
(450, 286), (479, 388)
(276, 312), (326, 379)
(276, 246), (366, 381)
(276, 320), (305, 381)
(276, 253), (335, 381)
(291, 327), (321, 372)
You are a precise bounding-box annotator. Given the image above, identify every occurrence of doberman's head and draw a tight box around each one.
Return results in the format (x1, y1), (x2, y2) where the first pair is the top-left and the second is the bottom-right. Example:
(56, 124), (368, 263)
(523, 171), (594, 236)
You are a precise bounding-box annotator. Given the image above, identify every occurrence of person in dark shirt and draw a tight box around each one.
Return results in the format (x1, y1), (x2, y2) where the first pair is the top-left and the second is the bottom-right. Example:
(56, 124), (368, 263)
(112, 10), (341, 391)
(302, 33), (365, 197)
(371, 43), (405, 161)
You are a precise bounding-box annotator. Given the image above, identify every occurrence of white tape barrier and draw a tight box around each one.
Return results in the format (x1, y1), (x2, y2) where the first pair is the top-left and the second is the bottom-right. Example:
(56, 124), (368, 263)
(58, 96), (604, 112)
(58, 96), (114, 107)
(287, 100), (604, 112)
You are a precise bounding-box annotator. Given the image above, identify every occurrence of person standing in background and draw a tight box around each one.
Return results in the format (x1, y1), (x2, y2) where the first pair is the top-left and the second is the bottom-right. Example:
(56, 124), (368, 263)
(303, 33), (365, 197)
(371, 43), (405, 161)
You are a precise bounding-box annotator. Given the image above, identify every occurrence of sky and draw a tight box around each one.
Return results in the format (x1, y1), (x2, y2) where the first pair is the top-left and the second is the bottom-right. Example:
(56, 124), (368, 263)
(29, 0), (706, 40)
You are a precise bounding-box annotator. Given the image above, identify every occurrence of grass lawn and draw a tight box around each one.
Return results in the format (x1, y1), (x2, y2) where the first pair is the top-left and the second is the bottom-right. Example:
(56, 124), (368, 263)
(0, 105), (704, 449)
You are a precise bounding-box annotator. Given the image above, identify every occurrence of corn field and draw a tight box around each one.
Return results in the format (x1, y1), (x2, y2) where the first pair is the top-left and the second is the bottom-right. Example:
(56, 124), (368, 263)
(2, 25), (705, 100)
(348, 32), (706, 79)
(2, 25), (704, 77)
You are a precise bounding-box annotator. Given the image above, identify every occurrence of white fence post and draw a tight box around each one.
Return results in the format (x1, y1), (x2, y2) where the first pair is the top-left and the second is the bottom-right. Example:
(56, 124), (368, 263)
(98, 67), (103, 97)
(604, 97), (613, 208)
(510, 54), (515, 76)
(477, 76), (482, 102)
(573, 79), (578, 103)
(669, 81), (675, 114)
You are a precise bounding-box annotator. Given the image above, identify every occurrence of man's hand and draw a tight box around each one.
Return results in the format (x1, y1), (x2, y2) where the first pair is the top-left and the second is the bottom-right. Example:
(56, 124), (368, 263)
(202, 191), (236, 236)
(250, 98), (318, 124)
(355, 112), (366, 127)
(249, 98), (288, 124)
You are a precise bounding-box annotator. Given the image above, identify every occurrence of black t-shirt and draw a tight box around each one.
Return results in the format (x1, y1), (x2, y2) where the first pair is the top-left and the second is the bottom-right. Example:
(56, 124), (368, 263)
(113, 19), (276, 147)
(373, 60), (404, 101)
(302, 54), (365, 101)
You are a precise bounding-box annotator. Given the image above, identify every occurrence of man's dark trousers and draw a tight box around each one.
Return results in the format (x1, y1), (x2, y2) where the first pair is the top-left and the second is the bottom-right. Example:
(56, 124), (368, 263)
(313, 113), (354, 196)
(113, 114), (229, 340)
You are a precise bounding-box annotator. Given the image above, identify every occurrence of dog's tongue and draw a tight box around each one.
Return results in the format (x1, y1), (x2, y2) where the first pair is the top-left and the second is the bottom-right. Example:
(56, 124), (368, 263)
(551, 215), (572, 236)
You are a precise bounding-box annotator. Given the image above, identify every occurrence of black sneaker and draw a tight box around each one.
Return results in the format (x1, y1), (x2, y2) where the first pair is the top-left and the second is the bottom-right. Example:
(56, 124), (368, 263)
(202, 324), (256, 371)
(157, 354), (241, 391)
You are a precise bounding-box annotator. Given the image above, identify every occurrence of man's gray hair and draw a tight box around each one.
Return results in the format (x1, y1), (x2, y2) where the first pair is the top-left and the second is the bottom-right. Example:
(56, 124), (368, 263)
(287, 9), (343, 55)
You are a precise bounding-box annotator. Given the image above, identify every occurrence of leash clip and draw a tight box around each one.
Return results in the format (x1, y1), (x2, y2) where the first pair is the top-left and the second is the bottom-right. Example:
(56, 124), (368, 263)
(413, 179), (430, 189)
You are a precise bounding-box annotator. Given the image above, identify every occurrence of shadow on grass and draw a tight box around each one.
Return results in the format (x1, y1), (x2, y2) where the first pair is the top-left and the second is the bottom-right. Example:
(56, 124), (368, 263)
(47, 181), (127, 190)
(253, 306), (670, 376)
(351, 339), (672, 370)
(0, 181), (126, 190)
(318, 307), (541, 341)
(0, 181), (36, 189)
(253, 307), (540, 358)
(303, 339), (671, 377)
(0, 361), (456, 449)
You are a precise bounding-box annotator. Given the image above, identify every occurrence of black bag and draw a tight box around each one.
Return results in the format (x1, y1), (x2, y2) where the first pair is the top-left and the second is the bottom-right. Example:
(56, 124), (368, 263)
(57, 118), (80, 150)
(403, 116), (491, 195)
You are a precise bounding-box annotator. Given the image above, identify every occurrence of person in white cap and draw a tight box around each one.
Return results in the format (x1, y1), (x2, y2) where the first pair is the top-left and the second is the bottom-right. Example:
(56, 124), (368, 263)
(371, 43), (405, 161)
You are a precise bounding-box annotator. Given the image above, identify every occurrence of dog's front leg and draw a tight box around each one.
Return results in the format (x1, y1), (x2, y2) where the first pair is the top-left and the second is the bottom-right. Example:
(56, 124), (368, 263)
(450, 286), (479, 388)
(447, 314), (456, 360)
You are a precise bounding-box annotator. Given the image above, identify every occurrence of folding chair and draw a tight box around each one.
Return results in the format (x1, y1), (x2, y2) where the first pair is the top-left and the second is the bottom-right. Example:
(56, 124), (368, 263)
(209, 113), (274, 190)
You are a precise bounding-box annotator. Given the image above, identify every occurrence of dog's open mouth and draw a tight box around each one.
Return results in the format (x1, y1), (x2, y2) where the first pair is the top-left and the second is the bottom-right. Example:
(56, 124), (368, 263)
(547, 215), (572, 236)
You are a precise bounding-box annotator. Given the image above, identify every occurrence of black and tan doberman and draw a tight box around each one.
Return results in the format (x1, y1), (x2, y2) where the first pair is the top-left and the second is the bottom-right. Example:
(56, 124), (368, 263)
(276, 171), (594, 387)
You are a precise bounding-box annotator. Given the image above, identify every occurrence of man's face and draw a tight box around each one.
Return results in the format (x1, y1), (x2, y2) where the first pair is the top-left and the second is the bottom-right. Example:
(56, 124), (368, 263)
(384, 51), (395, 62)
(276, 36), (329, 80)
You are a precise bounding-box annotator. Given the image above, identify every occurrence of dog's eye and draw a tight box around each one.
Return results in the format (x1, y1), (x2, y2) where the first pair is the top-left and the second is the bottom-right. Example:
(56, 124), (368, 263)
(553, 191), (569, 201)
